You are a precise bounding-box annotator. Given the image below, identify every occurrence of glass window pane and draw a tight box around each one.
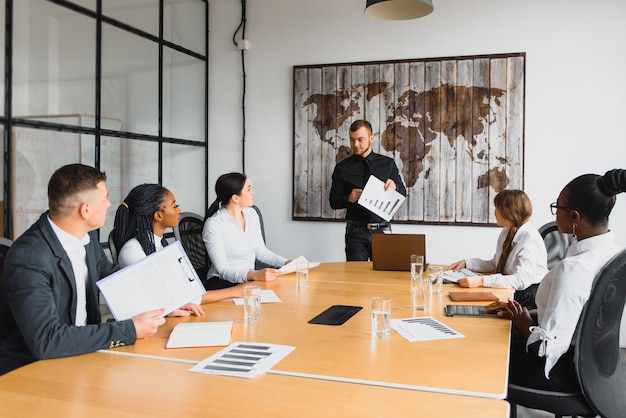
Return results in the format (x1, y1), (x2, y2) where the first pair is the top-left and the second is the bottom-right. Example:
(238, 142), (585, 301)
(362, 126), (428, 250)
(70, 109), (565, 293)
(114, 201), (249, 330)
(103, 0), (159, 37)
(102, 23), (158, 136)
(13, 0), (95, 120)
(66, 0), (95, 11)
(164, 0), (206, 55)
(162, 143), (206, 215)
(163, 47), (205, 142)
(11, 127), (82, 239)
(0, 0), (5, 116)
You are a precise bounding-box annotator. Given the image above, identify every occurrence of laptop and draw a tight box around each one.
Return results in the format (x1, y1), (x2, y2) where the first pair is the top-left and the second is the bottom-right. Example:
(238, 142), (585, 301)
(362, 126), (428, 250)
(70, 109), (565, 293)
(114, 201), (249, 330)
(371, 233), (426, 271)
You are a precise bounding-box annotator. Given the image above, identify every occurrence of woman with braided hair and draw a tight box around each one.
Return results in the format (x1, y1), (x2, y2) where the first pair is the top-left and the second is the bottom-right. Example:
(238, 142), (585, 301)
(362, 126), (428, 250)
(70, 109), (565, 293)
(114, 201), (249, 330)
(448, 189), (548, 308)
(491, 169), (625, 394)
(112, 184), (243, 314)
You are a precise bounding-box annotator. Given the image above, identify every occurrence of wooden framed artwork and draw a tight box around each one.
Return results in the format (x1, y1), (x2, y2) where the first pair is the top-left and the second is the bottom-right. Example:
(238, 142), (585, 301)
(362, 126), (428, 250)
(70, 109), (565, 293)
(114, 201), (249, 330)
(292, 52), (525, 225)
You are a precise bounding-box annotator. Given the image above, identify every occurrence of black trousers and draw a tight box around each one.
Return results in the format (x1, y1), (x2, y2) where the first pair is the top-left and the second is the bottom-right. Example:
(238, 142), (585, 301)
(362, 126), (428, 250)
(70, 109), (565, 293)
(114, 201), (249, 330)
(508, 328), (580, 393)
(344, 221), (391, 261)
(514, 283), (539, 310)
(203, 277), (239, 290)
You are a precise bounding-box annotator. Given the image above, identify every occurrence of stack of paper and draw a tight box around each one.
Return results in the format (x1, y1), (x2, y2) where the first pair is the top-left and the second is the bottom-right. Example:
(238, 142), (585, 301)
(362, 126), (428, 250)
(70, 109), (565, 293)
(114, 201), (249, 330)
(278, 256), (321, 275)
(391, 316), (465, 342)
(166, 321), (233, 349)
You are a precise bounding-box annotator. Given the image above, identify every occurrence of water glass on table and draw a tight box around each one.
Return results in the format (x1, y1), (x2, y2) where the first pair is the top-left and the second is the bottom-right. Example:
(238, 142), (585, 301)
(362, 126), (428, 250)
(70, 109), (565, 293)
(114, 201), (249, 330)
(410, 254), (424, 280)
(243, 285), (262, 322)
(371, 297), (391, 338)
(296, 260), (309, 288)
(429, 266), (444, 295)
(411, 276), (430, 311)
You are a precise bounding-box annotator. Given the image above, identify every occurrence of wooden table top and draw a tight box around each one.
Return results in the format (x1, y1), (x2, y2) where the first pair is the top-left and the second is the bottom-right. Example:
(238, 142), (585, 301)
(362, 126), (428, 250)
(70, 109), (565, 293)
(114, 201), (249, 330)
(107, 262), (513, 399)
(0, 351), (510, 417)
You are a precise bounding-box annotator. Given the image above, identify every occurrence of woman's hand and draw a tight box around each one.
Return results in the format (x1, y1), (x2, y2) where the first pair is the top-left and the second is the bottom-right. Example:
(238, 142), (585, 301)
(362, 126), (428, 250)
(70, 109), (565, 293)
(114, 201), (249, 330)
(250, 268), (281, 281)
(457, 275), (483, 288)
(168, 303), (205, 317)
(448, 260), (466, 271)
(502, 299), (534, 333)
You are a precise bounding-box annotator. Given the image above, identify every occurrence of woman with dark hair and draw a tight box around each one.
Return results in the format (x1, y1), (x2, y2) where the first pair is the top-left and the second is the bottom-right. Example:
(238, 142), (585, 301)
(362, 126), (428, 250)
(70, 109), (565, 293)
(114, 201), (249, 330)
(113, 184), (243, 311)
(493, 169), (625, 394)
(448, 189), (548, 308)
(202, 173), (291, 290)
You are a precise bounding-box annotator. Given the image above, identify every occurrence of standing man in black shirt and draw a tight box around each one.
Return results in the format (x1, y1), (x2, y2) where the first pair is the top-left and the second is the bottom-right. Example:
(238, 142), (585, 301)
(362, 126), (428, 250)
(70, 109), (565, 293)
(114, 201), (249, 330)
(329, 119), (406, 261)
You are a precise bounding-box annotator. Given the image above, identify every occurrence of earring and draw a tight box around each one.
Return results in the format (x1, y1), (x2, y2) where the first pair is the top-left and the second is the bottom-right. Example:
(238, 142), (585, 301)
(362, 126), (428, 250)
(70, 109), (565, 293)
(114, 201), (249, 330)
(572, 224), (577, 239)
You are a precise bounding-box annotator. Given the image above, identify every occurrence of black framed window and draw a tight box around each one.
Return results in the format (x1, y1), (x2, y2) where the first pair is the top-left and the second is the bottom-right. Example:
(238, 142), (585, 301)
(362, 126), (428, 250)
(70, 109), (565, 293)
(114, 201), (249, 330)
(1, 0), (209, 241)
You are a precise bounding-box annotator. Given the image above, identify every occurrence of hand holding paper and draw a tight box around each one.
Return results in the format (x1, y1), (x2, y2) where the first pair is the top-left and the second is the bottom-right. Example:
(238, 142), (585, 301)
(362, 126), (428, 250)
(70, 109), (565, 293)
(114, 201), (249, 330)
(279, 256), (320, 275)
(357, 175), (406, 221)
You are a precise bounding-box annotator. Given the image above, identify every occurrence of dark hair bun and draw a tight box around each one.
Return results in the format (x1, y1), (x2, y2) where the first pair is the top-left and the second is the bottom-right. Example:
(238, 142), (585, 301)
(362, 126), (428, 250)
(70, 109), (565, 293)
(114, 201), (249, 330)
(598, 169), (626, 196)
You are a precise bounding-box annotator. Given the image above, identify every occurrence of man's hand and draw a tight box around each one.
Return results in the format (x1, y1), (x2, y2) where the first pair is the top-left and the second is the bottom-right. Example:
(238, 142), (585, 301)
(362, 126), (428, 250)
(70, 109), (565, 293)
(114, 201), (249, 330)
(383, 179), (397, 191)
(132, 308), (166, 339)
(348, 188), (363, 203)
(457, 275), (483, 288)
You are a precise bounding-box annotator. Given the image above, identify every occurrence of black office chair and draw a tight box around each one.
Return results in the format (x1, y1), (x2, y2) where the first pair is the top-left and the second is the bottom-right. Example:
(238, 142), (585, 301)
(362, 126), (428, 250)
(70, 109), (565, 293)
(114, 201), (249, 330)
(108, 229), (119, 265)
(174, 212), (210, 281)
(251, 205), (274, 269)
(0, 237), (14, 283)
(508, 248), (626, 418)
(539, 221), (574, 270)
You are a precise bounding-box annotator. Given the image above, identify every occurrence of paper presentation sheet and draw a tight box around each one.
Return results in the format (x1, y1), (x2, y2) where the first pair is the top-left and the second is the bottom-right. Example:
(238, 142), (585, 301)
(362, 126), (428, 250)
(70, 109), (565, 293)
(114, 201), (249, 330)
(391, 316), (465, 342)
(189, 342), (295, 378)
(358, 175), (406, 221)
(97, 241), (206, 321)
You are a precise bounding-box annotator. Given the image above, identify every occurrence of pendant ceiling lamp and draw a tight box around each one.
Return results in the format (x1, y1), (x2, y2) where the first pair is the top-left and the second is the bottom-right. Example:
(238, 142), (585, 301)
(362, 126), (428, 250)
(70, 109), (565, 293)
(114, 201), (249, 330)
(365, 0), (434, 21)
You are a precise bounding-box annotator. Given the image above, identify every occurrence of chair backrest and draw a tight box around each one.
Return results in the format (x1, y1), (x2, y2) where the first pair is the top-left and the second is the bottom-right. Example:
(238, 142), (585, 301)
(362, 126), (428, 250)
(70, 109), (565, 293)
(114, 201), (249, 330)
(539, 221), (574, 270)
(574, 247), (626, 418)
(108, 229), (118, 265)
(0, 237), (14, 282)
(173, 212), (210, 279)
(251, 204), (265, 243)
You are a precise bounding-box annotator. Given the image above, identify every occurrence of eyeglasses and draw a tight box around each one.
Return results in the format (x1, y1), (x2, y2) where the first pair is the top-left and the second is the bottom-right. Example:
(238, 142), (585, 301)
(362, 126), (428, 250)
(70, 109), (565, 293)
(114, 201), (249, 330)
(550, 202), (575, 216)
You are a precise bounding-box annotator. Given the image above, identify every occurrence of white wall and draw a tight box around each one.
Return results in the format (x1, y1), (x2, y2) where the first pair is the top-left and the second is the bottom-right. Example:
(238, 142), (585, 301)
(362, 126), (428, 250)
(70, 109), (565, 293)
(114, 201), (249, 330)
(208, 0), (626, 264)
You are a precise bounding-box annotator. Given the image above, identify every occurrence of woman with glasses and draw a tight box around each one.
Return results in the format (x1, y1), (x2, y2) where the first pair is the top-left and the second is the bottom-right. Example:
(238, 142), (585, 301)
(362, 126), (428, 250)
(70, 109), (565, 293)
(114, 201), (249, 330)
(448, 189), (548, 308)
(112, 184), (243, 314)
(492, 169), (625, 395)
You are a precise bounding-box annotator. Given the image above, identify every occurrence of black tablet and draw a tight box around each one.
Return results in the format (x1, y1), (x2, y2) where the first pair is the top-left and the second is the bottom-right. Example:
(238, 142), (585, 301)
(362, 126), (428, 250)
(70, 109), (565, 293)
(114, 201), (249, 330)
(308, 305), (363, 325)
(444, 304), (498, 317)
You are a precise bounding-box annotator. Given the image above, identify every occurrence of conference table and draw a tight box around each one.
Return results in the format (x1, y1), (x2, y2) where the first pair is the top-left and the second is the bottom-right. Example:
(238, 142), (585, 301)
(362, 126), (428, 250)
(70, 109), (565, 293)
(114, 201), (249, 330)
(0, 262), (513, 417)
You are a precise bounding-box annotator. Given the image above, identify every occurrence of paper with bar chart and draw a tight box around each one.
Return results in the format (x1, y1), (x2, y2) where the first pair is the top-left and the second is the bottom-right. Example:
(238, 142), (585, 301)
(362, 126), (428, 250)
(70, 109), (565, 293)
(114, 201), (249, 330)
(357, 175), (406, 221)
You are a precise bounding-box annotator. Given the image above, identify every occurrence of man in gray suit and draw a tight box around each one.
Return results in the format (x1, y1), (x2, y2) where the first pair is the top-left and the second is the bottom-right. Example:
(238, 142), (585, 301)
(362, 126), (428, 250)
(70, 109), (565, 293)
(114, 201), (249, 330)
(0, 164), (166, 375)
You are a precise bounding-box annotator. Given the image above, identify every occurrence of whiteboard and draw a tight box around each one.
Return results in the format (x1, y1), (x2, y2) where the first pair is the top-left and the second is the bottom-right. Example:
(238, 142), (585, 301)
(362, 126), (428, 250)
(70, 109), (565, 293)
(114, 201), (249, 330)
(11, 115), (122, 240)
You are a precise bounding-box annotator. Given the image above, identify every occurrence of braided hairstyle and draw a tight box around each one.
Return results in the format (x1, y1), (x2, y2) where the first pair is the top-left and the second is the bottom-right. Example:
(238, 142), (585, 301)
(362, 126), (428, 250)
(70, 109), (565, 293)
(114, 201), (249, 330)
(562, 169), (626, 227)
(112, 184), (169, 257)
(494, 189), (533, 274)
(205, 172), (247, 221)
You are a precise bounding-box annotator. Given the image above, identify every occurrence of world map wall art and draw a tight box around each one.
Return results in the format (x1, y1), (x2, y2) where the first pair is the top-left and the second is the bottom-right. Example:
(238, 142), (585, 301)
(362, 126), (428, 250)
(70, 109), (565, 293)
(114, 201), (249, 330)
(292, 52), (525, 226)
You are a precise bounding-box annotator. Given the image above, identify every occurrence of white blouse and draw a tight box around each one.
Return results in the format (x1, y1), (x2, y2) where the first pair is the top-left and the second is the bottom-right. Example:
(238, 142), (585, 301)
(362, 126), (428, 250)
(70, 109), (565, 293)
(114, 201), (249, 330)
(465, 221), (549, 290)
(117, 234), (164, 268)
(529, 231), (621, 378)
(203, 207), (286, 283)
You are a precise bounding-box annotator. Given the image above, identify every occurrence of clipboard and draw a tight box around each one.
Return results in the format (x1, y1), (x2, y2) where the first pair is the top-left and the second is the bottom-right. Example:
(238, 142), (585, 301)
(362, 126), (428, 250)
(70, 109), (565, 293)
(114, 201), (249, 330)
(97, 241), (206, 321)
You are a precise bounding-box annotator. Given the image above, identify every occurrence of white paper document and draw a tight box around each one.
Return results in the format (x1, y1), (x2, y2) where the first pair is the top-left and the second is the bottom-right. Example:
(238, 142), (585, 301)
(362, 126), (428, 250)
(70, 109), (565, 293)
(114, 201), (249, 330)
(357, 175), (406, 221)
(97, 241), (206, 321)
(278, 256), (321, 275)
(391, 316), (465, 342)
(441, 268), (481, 283)
(189, 342), (295, 378)
(166, 321), (233, 349)
(232, 290), (282, 305)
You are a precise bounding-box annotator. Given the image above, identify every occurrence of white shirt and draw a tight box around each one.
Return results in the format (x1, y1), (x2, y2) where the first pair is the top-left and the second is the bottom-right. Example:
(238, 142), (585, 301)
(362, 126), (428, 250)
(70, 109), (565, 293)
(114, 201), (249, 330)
(465, 221), (548, 290)
(528, 231), (621, 378)
(118, 234), (164, 268)
(203, 207), (287, 283)
(48, 216), (90, 326)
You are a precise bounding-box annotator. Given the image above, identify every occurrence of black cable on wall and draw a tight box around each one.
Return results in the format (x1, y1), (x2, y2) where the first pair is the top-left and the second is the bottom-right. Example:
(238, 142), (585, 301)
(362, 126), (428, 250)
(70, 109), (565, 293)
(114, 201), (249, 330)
(232, 0), (247, 172)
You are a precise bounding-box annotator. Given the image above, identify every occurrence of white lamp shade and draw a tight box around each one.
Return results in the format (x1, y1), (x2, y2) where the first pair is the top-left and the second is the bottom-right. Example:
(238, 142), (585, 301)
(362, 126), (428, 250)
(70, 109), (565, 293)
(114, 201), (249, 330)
(365, 0), (434, 21)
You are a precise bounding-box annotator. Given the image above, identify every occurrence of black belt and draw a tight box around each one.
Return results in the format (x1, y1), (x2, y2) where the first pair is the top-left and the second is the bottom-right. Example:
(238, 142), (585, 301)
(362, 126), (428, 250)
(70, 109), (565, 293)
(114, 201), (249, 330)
(348, 220), (390, 230)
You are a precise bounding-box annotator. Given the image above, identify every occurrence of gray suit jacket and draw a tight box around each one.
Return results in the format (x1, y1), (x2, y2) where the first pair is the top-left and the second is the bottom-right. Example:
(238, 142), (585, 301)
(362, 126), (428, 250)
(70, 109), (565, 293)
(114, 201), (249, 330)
(0, 212), (136, 375)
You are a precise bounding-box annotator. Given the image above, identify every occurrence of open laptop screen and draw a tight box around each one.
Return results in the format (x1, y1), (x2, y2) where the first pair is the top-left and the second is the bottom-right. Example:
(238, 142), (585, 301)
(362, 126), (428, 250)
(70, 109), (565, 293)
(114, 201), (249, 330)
(371, 234), (426, 271)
